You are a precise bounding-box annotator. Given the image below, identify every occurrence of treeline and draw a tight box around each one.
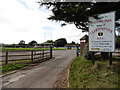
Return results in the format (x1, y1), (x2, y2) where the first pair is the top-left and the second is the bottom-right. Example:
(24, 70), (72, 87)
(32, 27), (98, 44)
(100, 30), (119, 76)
(116, 35), (120, 48)
(2, 38), (77, 48)
(45, 38), (77, 47)
(45, 38), (67, 47)
(2, 40), (38, 48)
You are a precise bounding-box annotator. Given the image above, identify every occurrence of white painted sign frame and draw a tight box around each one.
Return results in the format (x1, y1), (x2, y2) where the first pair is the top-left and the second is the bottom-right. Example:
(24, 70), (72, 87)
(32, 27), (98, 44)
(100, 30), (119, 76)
(89, 12), (115, 52)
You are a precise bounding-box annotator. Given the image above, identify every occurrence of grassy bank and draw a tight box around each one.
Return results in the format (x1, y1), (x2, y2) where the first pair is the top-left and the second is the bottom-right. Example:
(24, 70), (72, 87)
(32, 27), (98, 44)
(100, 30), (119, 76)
(69, 56), (120, 88)
(0, 64), (31, 74)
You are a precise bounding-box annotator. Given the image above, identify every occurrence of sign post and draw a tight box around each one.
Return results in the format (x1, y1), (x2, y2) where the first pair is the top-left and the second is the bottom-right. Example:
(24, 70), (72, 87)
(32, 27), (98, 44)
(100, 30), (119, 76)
(89, 12), (115, 66)
(109, 52), (112, 66)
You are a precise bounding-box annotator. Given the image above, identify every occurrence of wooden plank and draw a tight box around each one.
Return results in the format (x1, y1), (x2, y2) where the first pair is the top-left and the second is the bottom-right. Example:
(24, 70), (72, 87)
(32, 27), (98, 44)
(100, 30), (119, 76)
(34, 57), (43, 60)
(43, 52), (50, 54)
(2, 50), (43, 52)
(2, 54), (31, 57)
(4, 58), (31, 61)
(1, 52), (45, 57)
(33, 53), (44, 55)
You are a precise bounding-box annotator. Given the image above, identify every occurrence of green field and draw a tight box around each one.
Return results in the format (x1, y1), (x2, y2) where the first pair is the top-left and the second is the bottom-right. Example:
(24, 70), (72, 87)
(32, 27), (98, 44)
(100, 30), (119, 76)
(1, 47), (68, 51)
(69, 56), (120, 88)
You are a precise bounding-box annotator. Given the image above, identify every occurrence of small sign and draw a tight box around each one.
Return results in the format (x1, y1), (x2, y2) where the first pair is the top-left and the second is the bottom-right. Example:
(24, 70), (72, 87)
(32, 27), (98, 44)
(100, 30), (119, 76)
(89, 12), (115, 52)
(80, 40), (86, 43)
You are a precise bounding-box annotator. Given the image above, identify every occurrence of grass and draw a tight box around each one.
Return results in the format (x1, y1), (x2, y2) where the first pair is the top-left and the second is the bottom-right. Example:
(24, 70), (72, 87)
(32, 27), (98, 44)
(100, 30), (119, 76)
(69, 56), (120, 88)
(1, 60), (31, 65)
(0, 64), (31, 74)
(53, 48), (68, 50)
(2, 47), (49, 51)
(1, 47), (68, 51)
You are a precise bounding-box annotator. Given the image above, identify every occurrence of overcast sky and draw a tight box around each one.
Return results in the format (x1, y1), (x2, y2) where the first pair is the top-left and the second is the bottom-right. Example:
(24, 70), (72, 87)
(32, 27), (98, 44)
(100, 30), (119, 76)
(0, 0), (87, 44)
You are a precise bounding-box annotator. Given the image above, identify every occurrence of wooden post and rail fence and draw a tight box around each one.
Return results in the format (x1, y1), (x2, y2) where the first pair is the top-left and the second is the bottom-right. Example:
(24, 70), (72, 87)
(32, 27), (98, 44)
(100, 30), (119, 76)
(0, 46), (52, 65)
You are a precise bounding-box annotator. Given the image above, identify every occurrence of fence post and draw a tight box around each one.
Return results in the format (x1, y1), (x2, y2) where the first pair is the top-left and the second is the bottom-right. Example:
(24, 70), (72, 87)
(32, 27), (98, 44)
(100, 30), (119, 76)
(42, 50), (44, 59)
(92, 52), (95, 65)
(31, 50), (33, 62)
(109, 52), (112, 66)
(76, 46), (79, 57)
(5, 52), (8, 65)
(50, 46), (52, 58)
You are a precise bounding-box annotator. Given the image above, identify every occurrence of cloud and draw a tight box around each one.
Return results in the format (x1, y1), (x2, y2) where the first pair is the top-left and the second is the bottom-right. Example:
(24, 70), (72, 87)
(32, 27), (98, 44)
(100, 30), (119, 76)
(52, 24), (88, 43)
(0, 0), (49, 44)
(16, 0), (31, 9)
(42, 26), (56, 31)
(0, 0), (87, 44)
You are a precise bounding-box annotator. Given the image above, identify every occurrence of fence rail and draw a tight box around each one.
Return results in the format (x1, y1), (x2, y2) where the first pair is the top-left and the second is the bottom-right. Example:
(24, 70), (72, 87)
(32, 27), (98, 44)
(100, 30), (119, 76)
(0, 47), (52, 65)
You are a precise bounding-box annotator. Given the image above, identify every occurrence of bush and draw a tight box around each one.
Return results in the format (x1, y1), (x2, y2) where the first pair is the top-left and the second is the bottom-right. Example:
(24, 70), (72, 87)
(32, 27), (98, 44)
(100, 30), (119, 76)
(84, 51), (93, 60)
(116, 35), (120, 48)
(54, 38), (67, 47)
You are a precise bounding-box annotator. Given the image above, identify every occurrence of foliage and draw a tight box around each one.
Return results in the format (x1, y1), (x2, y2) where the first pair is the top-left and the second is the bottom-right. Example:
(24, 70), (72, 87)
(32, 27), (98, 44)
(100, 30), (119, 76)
(18, 40), (25, 45)
(71, 41), (75, 44)
(54, 38), (67, 47)
(44, 40), (54, 43)
(116, 35), (120, 48)
(69, 56), (120, 88)
(28, 40), (37, 46)
(39, 2), (120, 32)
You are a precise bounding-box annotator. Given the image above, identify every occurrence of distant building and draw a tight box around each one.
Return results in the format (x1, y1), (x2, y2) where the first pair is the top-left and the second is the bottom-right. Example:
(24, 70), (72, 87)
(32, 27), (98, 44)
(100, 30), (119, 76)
(0, 43), (4, 47)
(64, 43), (80, 49)
(3, 44), (29, 48)
(116, 27), (120, 35)
(34, 43), (53, 48)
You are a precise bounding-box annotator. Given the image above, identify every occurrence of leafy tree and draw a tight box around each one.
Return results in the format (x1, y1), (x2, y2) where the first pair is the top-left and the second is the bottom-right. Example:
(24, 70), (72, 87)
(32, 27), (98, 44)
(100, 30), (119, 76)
(39, 2), (120, 59)
(28, 40), (37, 46)
(71, 41), (75, 44)
(18, 40), (25, 45)
(54, 38), (67, 47)
(39, 2), (120, 32)
(45, 40), (54, 43)
(116, 35), (120, 48)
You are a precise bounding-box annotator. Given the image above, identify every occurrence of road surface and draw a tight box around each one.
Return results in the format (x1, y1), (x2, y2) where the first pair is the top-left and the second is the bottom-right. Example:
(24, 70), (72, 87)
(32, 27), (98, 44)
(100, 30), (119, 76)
(2, 50), (76, 88)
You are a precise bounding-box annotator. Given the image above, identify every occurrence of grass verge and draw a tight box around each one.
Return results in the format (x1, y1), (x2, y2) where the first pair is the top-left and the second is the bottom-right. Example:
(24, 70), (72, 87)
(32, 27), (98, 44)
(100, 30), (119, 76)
(1, 60), (31, 65)
(0, 64), (31, 74)
(69, 56), (120, 88)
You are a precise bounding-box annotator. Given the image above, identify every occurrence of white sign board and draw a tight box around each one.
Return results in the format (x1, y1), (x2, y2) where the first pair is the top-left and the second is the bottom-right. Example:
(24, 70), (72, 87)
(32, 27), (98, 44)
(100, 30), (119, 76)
(89, 12), (115, 52)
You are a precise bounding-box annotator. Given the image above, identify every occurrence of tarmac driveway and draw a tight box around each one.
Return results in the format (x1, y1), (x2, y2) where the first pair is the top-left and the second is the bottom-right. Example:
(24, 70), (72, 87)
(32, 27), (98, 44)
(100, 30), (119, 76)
(2, 50), (76, 88)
